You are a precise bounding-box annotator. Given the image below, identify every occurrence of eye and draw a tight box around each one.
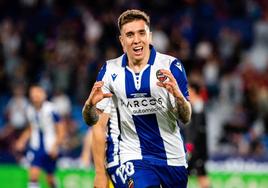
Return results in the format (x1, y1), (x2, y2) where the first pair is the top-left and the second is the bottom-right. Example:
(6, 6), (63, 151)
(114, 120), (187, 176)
(126, 32), (134, 38)
(139, 31), (146, 36)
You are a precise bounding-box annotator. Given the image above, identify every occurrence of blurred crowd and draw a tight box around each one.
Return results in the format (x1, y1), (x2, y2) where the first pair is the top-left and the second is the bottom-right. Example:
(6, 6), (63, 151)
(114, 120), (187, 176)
(0, 0), (268, 165)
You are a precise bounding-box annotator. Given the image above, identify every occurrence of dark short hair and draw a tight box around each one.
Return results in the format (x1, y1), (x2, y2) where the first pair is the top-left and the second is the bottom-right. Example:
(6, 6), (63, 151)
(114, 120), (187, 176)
(118, 9), (150, 31)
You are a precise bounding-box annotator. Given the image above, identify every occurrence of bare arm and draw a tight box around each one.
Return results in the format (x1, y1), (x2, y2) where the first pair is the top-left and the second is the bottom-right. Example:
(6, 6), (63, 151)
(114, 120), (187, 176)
(80, 129), (93, 167)
(56, 121), (65, 145)
(174, 94), (192, 124)
(157, 69), (192, 124)
(50, 121), (65, 158)
(82, 81), (113, 126)
(15, 126), (31, 152)
(92, 113), (110, 188)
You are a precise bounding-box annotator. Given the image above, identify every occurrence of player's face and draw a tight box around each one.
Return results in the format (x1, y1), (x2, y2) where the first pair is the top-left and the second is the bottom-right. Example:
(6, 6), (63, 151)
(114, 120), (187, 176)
(29, 86), (46, 108)
(119, 20), (152, 65)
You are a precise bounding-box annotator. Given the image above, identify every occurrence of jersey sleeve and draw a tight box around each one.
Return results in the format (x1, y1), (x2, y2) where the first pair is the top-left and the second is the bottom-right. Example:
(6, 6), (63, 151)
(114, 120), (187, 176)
(96, 98), (111, 112)
(96, 62), (113, 111)
(170, 59), (190, 101)
(97, 62), (111, 94)
(52, 111), (61, 123)
(51, 104), (61, 123)
(96, 63), (107, 81)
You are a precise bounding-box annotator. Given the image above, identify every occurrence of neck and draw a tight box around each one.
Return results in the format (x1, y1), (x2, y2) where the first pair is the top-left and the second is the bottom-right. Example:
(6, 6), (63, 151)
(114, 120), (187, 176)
(34, 103), (43, 110)
(128, 61), (147, 73)
(128, 52), (150, 73)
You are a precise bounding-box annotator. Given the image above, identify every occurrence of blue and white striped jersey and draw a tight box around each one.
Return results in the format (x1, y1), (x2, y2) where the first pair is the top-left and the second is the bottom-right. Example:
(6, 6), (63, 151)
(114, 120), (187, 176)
(26, 101), (61, 153)
(96, 100), (120, 168)
(98, 46), (189, 167)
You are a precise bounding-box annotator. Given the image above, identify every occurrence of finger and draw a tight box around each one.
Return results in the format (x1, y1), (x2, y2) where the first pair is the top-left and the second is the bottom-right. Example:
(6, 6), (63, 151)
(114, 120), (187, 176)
(164, 84), (174, 94)
(93, 81), (104, 88)
(156, 82), (165, 87)
(157, 81), (175, 92)
(103, 93), (113, 98)
(159, 69), (176, 82)
(164, 81), (181, 92)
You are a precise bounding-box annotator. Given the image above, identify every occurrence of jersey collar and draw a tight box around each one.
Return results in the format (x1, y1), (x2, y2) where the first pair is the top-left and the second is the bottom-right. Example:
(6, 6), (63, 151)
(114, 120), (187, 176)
(121, 44), (156, 67)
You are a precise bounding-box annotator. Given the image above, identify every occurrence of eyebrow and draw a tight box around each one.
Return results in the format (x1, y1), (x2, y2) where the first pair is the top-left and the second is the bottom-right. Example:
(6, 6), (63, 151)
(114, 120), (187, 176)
(125, 29), (146, 35)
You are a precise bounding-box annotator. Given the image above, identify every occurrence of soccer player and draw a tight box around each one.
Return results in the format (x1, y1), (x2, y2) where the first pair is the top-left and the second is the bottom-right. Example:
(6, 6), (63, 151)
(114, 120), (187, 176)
(15, 85), (65, 188)
(83, 9), (191, 187)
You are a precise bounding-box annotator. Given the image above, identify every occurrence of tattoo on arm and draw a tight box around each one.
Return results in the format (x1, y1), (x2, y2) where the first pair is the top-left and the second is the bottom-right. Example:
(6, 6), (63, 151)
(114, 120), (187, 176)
(82, 103), (99, 126)
(175, 97), (191, 124)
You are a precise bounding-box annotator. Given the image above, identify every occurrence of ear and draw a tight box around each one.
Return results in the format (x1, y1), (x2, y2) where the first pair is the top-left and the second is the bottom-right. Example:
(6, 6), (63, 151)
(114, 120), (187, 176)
(119, 35), (126, 52)
(119, 35), (123, 45)
(149, 32), (153, 44)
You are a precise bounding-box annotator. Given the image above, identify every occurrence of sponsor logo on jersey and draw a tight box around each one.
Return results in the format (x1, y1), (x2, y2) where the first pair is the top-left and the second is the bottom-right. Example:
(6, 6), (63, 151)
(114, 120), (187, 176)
(175, 62), (182, 71)
(120, 97), (165, 115)
(156, 69), (167, 82)
(111, 73), (118, 81)
(130, 93), (147, 98)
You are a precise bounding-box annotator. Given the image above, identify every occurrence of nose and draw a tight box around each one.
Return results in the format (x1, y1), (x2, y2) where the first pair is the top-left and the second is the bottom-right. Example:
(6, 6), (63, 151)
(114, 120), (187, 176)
(133, 34), (140, 43)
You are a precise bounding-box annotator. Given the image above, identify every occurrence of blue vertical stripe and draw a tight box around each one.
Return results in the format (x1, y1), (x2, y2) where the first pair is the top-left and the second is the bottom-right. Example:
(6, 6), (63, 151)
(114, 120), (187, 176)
(35, 113), (45, 152)
(106, 120), (114, 164)
(125, 66), (151, 98)
(133, 114), (167, 161)
(124, 64), (167, 162)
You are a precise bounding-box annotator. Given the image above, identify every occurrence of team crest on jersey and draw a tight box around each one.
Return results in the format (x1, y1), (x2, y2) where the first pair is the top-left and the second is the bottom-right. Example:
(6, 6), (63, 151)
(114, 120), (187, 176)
(127, 178), (134, 188)
(111, 73), (118, 81)
(156, 70), (167, 82)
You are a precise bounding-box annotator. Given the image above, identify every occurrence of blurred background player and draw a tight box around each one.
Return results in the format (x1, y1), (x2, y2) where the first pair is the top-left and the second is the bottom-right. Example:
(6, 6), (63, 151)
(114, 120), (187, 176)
(185, 81), (211, 188)
(15, 85), (65, 188)
(0, 83), (29, 162)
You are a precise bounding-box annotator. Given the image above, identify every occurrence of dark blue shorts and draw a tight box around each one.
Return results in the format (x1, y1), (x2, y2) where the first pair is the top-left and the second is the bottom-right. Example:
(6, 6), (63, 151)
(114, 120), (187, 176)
(107, 164), (126, 188)
(115, 160), (188, 188)
(27, 149), (57, 174)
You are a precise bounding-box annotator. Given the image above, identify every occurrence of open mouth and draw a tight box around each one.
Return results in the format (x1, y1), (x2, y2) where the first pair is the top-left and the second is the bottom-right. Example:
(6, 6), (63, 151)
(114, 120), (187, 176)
(133, 46), (143, 55)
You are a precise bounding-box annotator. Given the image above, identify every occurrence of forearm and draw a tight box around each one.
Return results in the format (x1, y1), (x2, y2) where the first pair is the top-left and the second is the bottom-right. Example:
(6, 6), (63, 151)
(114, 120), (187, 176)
(92, 113), (109, 175)
(55, 122), (65, 145)
(92, 126), (106, 174)
(82, 102), (99, 126)
(175, 96), (192, 124)
(19, 127), (31, 145)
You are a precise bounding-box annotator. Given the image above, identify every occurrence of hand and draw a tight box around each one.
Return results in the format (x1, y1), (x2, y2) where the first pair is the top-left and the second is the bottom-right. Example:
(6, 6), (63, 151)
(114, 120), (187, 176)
(86, 81), (113, 106)
(156, 69), (183, 98)
(94, 173), (109, 188)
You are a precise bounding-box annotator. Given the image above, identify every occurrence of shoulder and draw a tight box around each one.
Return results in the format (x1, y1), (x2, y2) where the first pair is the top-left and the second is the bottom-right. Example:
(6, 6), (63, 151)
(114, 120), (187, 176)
(98, 55), (124, 79)
(26, 104), (34, 115)
(155, 52), (184, 68)
(106, 55), (124, 68)
(43, 101), (57, 112)
(156, 52), (177, 62)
